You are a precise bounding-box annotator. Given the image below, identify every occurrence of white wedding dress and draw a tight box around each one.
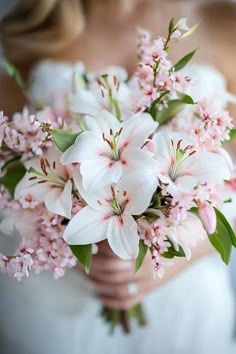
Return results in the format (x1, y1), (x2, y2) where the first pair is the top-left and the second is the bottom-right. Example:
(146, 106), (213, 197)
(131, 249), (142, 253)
(0, 61), (236, 354)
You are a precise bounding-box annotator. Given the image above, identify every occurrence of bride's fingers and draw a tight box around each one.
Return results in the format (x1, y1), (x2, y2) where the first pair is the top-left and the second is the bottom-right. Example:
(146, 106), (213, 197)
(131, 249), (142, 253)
(88, 267), (136, 284)
(93, 274), (158, 299)
(87, 254), (153, 284)
(98, 277), (159, 309)
(91, 255), (134, 272)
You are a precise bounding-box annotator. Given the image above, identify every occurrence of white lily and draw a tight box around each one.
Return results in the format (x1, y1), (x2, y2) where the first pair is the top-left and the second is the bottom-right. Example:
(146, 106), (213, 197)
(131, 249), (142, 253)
(15, 145), (73, 219)
(63, 172), (156, 259)
(152, 132), (231, 197)
(69, 67), (132, 119)
(61, 110), (158, 191)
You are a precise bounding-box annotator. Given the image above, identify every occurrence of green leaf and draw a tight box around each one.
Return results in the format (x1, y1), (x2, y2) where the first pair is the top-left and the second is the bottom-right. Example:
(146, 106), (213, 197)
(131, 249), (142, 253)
(168, 18), (175, 35)
(69, 244), (92, 274)
(214, 208), (236, 248)
(224, 198), (232, 204)
(3, 60), (26, 91)
(154, 95), (194, 125)
(171, 49), (197, 72)
(229, 128), (236, 141)
(0, 159), (26, 194)
(149, 90), (170, 119)
(162, 244), (185, 259)
(190, 207), (235, 264)
(51, 129), (80, 152)
(135, 240), (148, 272)
(178, 93), (194, 104)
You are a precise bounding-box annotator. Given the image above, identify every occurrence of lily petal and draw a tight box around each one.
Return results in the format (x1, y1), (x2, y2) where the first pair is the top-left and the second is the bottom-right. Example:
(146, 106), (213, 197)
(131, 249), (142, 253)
(151, 132), (173, 173)
(180, 152), (230, 184)
(69, 90), (101, 116)
(107, 213), (139, 259)
(61, 131), (107, 165)
(121, 147), (156, 175)
(44, 180), (73, 219)
(119, 112), (157, 148)
(63, 206), (108, 245)
(14, 171), (50, 203)
(72, 169), (113, 212)
(117, 174), (157, 215)
(80, 157), (123, 191)
(85, 110), (121, 136)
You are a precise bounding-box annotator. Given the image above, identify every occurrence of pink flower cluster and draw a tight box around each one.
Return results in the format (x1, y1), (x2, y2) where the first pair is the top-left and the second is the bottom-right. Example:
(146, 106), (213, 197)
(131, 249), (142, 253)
(169, 97), (233, 150)
(0, 205), (77, 280)
(135, 27), (192, 111)
(0, 107), (64, 161)
(192, 99), (233, 150)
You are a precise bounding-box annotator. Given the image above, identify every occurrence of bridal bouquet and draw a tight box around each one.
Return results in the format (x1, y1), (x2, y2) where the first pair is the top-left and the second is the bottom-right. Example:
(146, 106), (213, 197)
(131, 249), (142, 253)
(1, 18), (236, 333)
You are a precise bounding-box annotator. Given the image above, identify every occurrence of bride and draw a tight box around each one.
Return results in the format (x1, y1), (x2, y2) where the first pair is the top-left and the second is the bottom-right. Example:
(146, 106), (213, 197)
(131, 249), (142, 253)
(0, 1), (236, 353)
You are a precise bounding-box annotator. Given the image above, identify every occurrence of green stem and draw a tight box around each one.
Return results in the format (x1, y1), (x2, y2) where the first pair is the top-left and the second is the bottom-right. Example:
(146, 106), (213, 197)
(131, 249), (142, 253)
(101, 303), (147, 334)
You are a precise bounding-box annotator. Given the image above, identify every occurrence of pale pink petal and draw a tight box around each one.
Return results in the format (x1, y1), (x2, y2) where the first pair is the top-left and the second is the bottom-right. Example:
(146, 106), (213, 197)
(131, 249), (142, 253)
(72, 169), (112, 212)
(44, 180), (73, 219)
(85, 110), (121, 136)
(60, 131), (107, 164)
(176, 213), (207, 260)
(119, 112), (157, 148)
(121, 147), (156, 175)
(167, 175), (197, 197)
(107, 214), (139, 259)
(180, 152), (230, 184)
(80, 158), (123, 191)
(117, 174), (157, 215)
(69, 91), (101, 116)
(14, 172), (50, 202)
(152, 132), (173, 172)
(44, 144), (68, 179)
(63, 206), (108, 245)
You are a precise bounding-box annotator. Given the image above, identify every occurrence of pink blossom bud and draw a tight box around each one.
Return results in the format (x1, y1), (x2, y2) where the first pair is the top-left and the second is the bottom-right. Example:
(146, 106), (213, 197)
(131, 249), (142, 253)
(197, 200), (216, 234)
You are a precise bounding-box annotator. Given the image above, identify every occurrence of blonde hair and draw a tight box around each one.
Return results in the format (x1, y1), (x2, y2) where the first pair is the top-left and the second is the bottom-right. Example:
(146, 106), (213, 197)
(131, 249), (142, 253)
(0, 0), (136, 64)
(0, 0), (86, 63)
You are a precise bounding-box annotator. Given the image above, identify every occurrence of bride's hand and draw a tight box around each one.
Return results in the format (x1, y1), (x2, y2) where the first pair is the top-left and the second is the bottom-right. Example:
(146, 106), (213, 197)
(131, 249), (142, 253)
(78, 238), (213, 309)
(83, 241), (158, 310)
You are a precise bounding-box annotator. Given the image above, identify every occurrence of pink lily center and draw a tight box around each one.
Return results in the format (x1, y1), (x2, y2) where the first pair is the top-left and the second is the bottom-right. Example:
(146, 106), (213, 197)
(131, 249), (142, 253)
(29, 158), (68, 188)
(98, 186), (130, 219)
(101, 128), (127, 162)
(168, 139), (195, 181)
